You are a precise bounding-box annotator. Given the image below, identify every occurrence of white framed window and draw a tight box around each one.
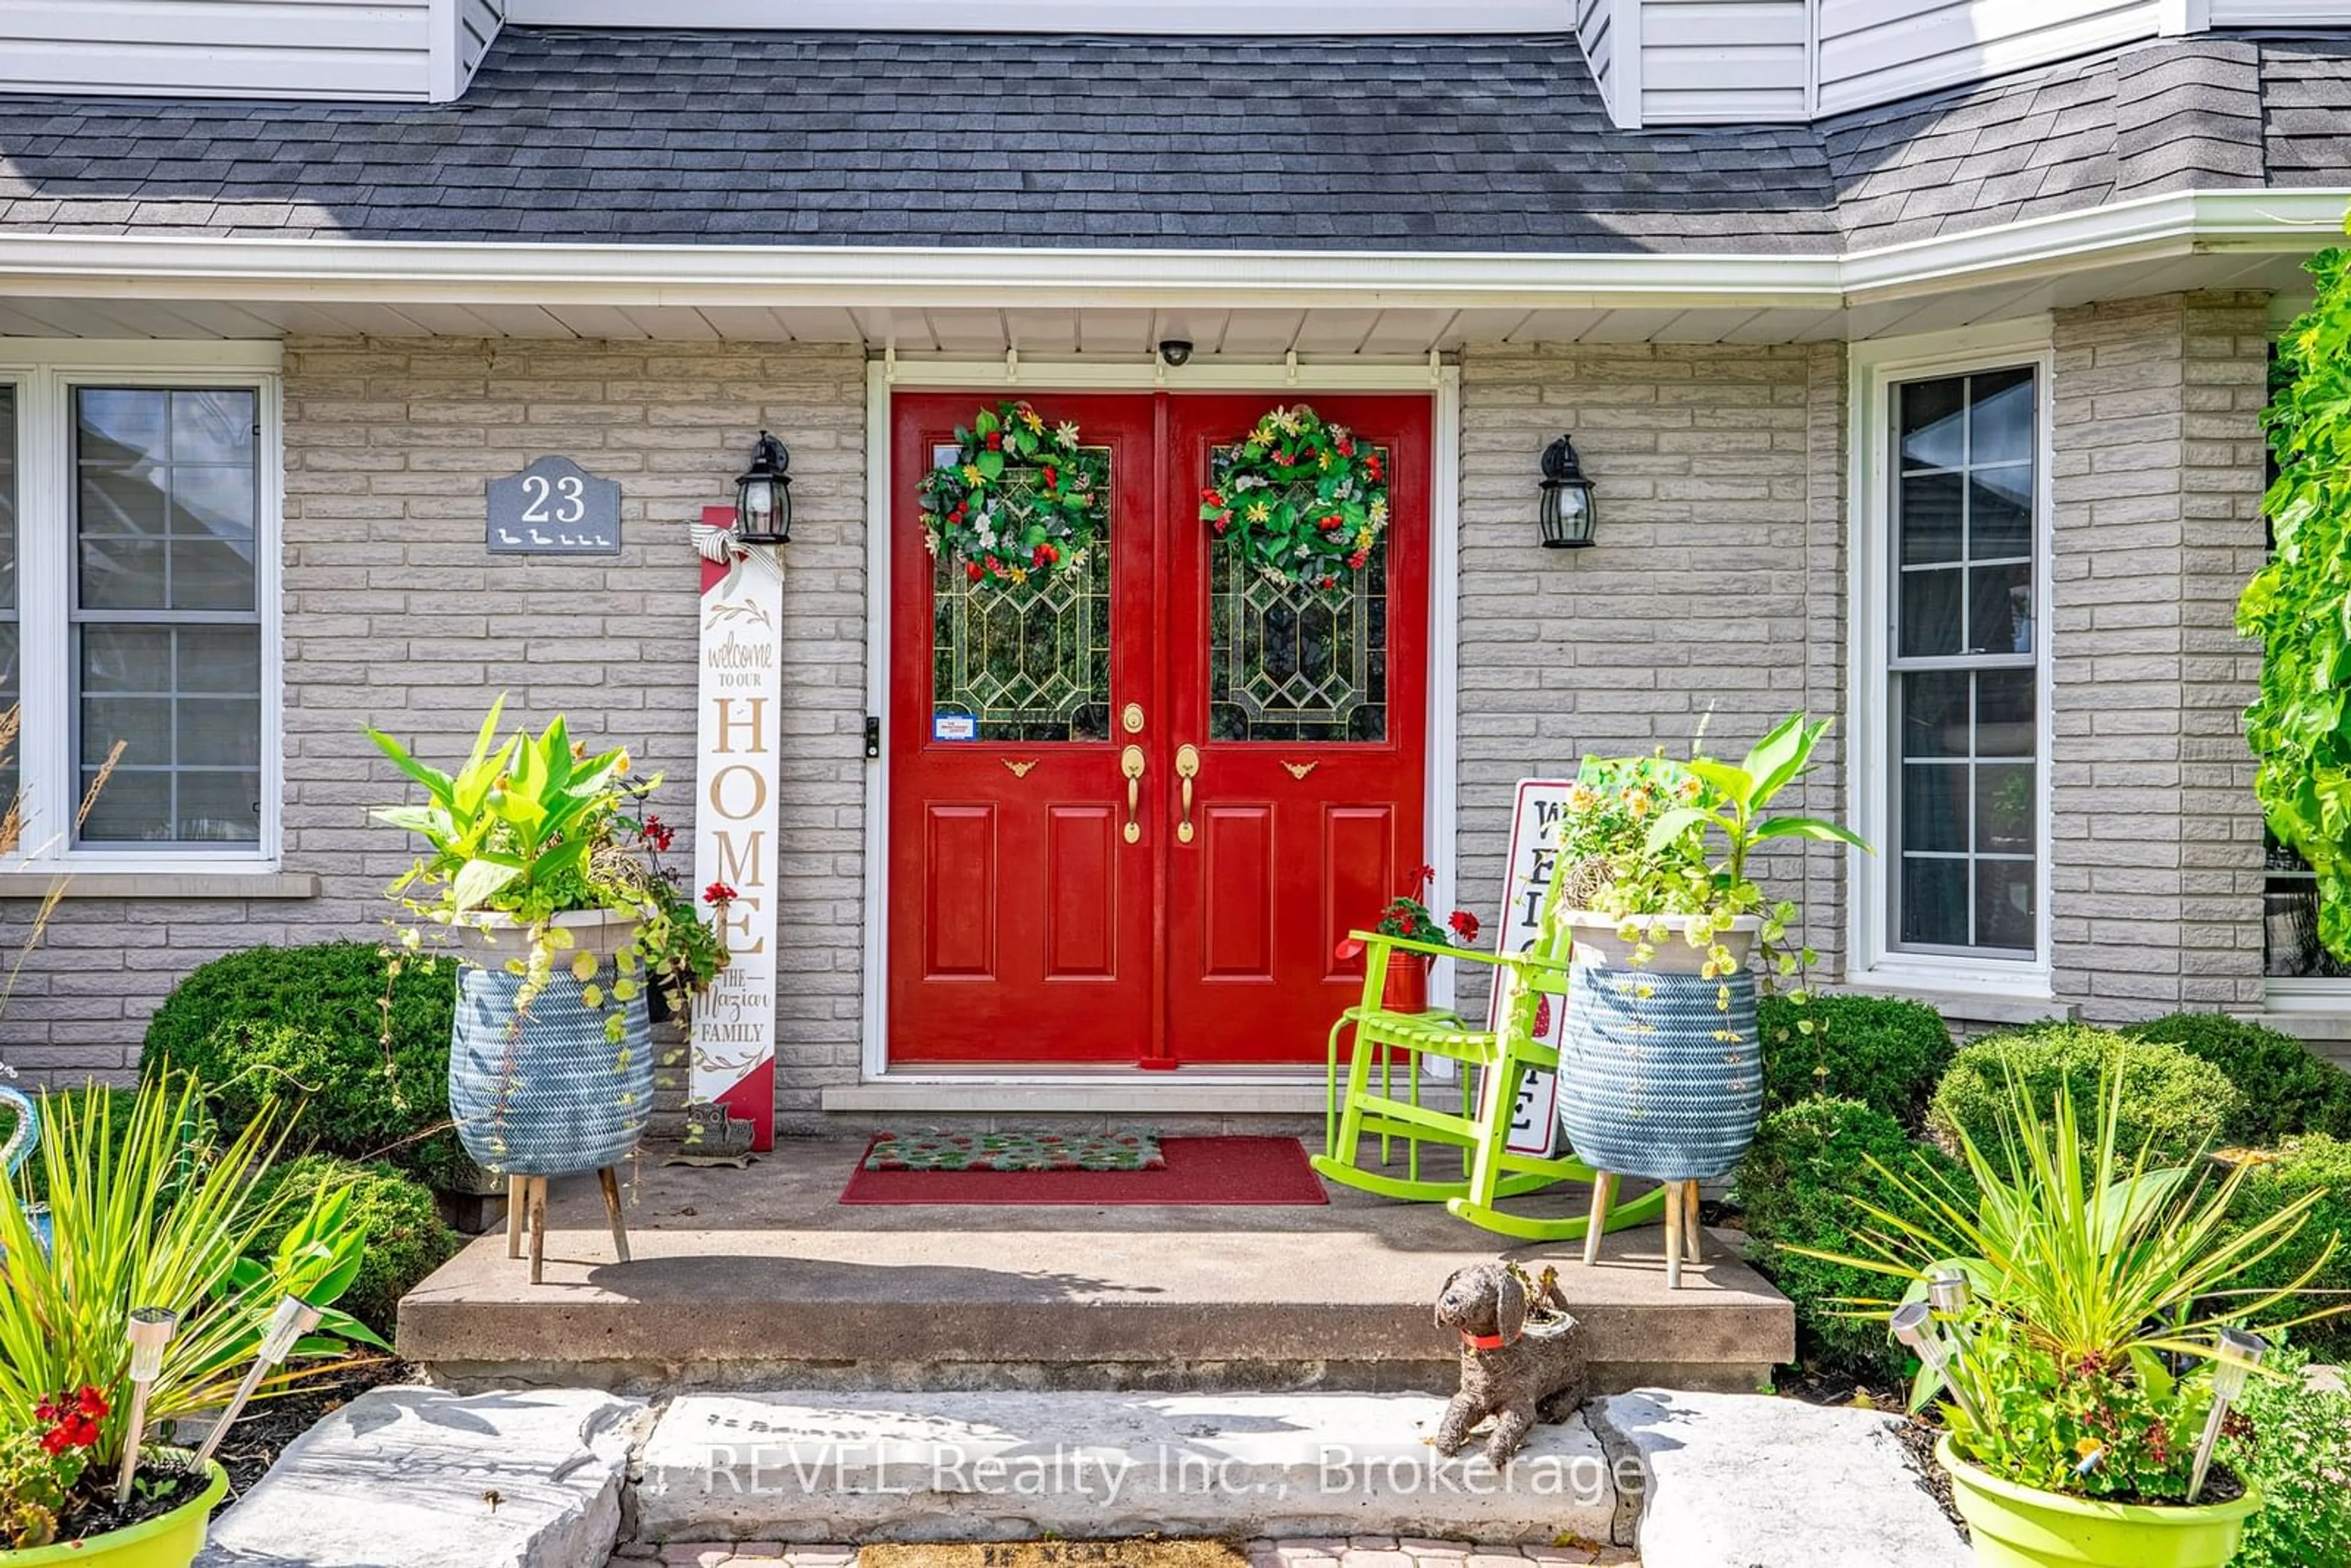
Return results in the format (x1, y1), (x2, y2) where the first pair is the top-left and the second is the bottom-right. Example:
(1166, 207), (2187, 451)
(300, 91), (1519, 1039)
(0, 342), (283, 871)
(1848, 323), (2055, 998)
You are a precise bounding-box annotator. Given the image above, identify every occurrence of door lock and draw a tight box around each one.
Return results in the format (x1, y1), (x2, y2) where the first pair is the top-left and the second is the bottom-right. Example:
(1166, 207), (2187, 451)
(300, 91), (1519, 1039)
(1122, 703), (1146, 735)
(1120, 745), (1147, 844)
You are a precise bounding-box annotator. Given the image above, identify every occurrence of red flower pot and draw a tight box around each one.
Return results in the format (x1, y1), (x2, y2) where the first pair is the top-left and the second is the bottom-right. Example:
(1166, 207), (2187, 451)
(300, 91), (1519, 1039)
(1381, 954), (1431, 1014)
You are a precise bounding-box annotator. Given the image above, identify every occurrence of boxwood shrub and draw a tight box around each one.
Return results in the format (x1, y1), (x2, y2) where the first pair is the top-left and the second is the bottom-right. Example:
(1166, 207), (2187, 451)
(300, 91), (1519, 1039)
(1758, 992), (1954, 1129)
(1927, 1023), (2237, 1166)
(143, 942), (465, 1188)
(246, 1153), (460, 1337)
(2228, 1135), (2351, 1362)
(2130, 1011), (2351, 1144)
(1733, 1095), (1975, 1384)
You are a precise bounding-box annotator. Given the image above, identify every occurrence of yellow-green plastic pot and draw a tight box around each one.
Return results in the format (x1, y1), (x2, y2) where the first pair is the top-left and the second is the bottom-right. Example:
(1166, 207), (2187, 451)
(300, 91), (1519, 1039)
(1938, 1435), (2261, 1568)
(0, 1462), (228, 1568)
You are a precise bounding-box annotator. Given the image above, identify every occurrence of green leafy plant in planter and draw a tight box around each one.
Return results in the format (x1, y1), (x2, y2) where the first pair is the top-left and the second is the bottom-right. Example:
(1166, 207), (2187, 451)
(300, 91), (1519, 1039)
(0, 1076), (378, 1561)
(1547, 715), (1868, 1262)
(1791, 1063), (2347, 1568)
(2241, 238), (2351, 962)
(367, 697), (729, 1212)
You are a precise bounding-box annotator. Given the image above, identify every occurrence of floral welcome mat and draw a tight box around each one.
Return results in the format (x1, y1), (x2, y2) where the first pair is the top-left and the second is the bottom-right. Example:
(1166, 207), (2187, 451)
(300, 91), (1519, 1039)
(859, 1131), (1164, 1172)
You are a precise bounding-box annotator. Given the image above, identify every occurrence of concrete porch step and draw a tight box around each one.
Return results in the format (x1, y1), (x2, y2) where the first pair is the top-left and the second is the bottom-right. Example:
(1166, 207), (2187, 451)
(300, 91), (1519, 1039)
(634, 1390), (1622, 1546)
(397, 1139), (1793, 1397)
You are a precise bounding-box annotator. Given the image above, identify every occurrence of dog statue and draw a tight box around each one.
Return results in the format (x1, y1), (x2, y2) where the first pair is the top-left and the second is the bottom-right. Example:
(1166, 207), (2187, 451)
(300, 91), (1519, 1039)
(1433, 1259), (1588, 1468)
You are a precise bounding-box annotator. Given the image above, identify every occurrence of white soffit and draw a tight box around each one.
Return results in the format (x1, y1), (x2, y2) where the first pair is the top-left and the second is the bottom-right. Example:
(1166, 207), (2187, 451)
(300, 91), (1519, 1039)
(0, 190), (2339, 346)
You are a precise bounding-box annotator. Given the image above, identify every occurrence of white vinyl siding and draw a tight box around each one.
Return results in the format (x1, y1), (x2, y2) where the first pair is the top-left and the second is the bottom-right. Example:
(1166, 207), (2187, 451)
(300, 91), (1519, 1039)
(0, 0), (498, 101)
(1640, 0), (1811, 122)
(2207, 0), (2349, 17)
(460, 0), (504, 76)
(1815, 0), (2158, 114)
(1577, 0), (1618, 117)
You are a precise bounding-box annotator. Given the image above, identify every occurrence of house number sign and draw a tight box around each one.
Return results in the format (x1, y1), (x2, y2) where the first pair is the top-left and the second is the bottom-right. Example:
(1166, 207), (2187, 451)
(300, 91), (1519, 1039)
(487, 456), (623, 554)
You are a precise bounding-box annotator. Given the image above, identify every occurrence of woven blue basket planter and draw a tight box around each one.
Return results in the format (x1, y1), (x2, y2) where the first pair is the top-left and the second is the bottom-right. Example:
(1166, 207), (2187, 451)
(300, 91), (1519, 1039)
(1558, 965), (1762, 1183)
(449, 960), (654, 1179)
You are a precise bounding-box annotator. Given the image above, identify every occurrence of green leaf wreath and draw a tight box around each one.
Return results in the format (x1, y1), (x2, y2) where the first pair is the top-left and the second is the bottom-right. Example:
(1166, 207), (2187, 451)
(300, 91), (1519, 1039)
(919, 400), (1107, 590)
(1199, 403), (1389, 593)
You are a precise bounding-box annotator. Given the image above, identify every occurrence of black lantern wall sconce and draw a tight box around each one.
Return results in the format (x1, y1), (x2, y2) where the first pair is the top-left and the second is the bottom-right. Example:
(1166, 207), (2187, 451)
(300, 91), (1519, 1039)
(1538, 434), (1597, 549)
(735, 430), (793, 546)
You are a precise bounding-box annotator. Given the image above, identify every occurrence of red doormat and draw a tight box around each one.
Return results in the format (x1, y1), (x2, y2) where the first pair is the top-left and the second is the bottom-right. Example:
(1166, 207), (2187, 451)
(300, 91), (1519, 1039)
(839, 1135), (1329, 1206)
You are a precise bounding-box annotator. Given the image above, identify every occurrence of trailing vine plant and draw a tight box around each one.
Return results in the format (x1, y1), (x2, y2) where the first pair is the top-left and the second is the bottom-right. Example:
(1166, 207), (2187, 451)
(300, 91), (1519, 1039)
(2240, 234), (2351, 958)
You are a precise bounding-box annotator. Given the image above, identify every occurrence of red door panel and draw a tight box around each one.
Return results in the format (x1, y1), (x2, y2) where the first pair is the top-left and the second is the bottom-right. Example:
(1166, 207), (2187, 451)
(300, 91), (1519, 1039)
(1161, 394), (1431, 1065)
(886, 389), (1430, 1068)
(1200, 803), (1276, 979)
(887, 393), (1158, 1063)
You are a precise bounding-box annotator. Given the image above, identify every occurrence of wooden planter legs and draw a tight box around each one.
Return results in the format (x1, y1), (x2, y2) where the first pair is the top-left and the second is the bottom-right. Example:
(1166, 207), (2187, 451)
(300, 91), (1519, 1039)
(505, 1169), (632, 1285)
(1583, 1172), (1704, 1289)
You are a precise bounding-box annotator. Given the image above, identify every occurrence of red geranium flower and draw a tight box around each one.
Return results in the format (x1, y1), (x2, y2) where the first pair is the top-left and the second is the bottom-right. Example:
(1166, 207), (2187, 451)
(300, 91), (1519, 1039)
(1411, 863), (1437, 887)
(1336, 437), (1355, 456)
(1348, 549), (1369, 569)
(1448, 909), (1481, 943)
(1031, 543), (1059, 569)
(703, 882), (738, 905)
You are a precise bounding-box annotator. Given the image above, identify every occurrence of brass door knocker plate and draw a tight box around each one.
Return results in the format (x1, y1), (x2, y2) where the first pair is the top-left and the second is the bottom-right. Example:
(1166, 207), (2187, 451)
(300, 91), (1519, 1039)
(1282, 760), (1319, 780)
(1002, 759), (1038, 778)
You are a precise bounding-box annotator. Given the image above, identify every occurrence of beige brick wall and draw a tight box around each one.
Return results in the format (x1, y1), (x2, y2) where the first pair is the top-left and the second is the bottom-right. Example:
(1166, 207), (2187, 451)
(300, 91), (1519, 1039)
(0, 313), (2293, 1101)
(2049, 293), (2271, 1019)
(1452, 340), (1850, 976)
(0, 338), (872, 1116)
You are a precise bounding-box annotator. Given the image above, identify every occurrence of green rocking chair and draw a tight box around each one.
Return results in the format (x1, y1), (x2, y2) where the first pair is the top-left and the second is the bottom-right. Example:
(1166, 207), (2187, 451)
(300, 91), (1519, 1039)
(1312, 923), (1667, 1247)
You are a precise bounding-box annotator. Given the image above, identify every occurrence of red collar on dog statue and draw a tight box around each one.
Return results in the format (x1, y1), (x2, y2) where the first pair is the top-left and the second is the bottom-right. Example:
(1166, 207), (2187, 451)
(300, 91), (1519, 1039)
(1459, 1329), (1517, 1351)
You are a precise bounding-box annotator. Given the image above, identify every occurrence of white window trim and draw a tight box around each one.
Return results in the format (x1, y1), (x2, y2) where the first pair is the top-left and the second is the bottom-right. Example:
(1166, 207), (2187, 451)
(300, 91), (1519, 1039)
(1847, 320), (2057, 1002)
(0, 340), (285, 874)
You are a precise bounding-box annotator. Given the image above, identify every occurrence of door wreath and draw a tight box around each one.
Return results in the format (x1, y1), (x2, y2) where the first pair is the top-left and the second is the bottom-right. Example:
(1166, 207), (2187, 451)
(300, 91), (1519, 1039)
(1199, 403), (1390, 593)
(919, 400), (1108, 589)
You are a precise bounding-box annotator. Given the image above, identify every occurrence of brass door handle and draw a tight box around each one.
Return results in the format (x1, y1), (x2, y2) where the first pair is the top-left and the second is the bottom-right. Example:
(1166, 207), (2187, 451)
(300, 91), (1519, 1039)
(1175, 744), (1200, 844)
(1121, 745), (1146, 844)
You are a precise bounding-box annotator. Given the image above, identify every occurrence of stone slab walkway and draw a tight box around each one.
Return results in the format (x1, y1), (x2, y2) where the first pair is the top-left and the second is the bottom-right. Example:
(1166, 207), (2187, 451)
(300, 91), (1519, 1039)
(636, 1390), (1620, 1545)
(612, 1540), (1637, 1567)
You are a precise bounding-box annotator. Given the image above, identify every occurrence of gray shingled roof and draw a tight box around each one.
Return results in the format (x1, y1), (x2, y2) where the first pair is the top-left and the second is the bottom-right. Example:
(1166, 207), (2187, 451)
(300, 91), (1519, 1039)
(0, 29), (2341, 254)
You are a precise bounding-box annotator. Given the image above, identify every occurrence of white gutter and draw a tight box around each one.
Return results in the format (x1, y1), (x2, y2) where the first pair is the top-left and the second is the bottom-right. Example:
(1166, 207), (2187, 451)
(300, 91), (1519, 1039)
(0, 188), (2339, 312)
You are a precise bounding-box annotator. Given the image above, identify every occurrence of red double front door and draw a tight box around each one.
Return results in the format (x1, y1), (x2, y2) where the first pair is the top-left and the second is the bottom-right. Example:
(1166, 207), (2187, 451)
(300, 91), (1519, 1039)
(887, 391), (1430, 1066)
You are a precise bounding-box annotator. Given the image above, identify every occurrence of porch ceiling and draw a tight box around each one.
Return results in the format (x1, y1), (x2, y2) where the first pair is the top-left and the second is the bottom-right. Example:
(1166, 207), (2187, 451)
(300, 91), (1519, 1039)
(0, 244), (2309, 348)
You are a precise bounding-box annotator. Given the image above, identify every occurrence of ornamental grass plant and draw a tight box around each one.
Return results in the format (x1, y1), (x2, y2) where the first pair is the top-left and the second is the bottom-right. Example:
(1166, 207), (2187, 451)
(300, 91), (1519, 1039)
(1791, 1062), (2343, 1503)
(0, 1076), (378, 1549)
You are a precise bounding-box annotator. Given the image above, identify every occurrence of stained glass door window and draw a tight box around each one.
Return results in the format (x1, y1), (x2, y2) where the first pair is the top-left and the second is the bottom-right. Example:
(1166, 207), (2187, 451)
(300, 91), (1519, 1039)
(1205, 448), (1389, 744)
(929, 443), (1112, 743)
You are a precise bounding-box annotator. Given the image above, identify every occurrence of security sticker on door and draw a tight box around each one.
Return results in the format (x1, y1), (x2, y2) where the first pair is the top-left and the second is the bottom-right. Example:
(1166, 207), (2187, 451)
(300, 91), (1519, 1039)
(932, 713), (978, 742)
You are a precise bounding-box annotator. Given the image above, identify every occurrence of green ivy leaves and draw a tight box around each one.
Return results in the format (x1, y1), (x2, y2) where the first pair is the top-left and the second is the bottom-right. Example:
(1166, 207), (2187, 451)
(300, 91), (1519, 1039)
(2243, 237), (2351, 960)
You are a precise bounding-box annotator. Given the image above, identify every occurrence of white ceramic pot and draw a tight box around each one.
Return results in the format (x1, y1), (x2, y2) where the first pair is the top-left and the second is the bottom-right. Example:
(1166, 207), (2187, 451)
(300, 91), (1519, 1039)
(1562, 911), (1761, 974)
